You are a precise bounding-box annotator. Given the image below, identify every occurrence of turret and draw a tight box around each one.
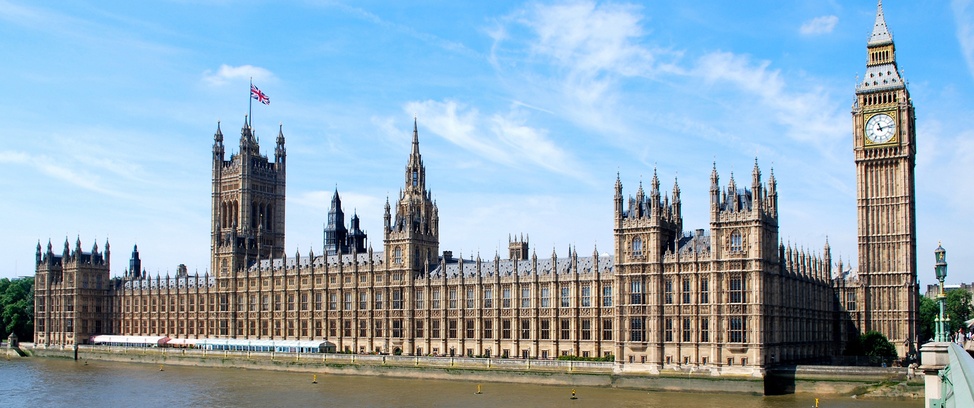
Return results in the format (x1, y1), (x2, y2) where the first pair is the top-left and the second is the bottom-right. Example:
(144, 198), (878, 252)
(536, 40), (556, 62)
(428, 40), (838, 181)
(239, 115), (257, 156)
(275, 123), (286, 166)
(213, 121), (225, 163)
(634, 181), (645, 218)
(727, 172), (737, 210)
(823, 238), (832, 280)
(672, 177), (682, 228)
(710, 162), (720, 210)
(36, 241), (42, 265)
(129, 245), (142, 279)
(767, 167), (778, 216)
(751, 158), (763, 213)
(614, 173), (623, 221)
(650, 168), (661, 215)
(324, 188), (348, 256)
(383, 197), (391, 237)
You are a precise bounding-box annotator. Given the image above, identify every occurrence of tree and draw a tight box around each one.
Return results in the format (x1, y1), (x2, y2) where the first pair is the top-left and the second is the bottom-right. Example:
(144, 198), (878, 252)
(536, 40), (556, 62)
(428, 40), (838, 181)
(0, 277), (34, 342)
(945, 289), (972, 334)
(917, 289), (973, 343)
(919, 295), (937, 343)
(860, 330), (897, 358)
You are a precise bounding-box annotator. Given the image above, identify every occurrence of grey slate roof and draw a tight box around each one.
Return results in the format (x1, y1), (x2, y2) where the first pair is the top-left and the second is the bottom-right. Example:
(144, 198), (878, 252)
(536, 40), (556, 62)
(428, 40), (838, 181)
(868, 2), (893, 46)
(861, 63), (904, 92)
(427, 256), (613, 279)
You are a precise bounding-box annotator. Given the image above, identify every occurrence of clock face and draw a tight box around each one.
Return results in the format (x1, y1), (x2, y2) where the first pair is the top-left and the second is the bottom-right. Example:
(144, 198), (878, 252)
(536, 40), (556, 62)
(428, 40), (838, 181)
(865, 113), (896, 144)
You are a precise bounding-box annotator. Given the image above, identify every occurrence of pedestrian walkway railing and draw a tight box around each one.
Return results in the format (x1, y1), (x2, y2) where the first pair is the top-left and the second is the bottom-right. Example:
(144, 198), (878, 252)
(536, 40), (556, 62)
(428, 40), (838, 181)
(931, 343), (974, 408)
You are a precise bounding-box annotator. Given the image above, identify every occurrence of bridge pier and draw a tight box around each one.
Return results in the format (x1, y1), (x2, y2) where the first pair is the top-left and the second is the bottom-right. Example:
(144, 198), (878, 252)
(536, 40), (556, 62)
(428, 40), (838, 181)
(919, 342), (950, 408)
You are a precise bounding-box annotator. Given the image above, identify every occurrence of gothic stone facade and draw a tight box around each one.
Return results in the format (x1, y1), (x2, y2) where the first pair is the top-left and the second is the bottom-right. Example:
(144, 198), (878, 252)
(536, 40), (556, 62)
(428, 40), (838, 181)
(32, 120), (835, 374)
(33, 3), (917, 370)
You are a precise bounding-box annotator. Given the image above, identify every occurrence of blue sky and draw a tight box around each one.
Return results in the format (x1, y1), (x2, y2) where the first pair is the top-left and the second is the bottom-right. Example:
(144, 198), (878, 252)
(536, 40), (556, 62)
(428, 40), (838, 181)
(2, 1), (973, 287)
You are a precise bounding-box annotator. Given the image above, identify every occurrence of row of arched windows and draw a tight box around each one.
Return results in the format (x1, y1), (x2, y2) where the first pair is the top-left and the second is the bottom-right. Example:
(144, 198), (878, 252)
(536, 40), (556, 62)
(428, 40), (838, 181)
(219, 200), (274, 231)
(220, 200), (239, 228)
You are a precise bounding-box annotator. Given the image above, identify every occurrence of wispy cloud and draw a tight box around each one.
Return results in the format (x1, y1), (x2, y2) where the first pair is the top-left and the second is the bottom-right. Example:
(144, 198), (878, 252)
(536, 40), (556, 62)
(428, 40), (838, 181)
(202, 64), (275, 87)
(800, 15), (839, 35)
(692, 51), (844, 146)
(313, 1), (478, 58)
(490, 1), (844, 156)
(953, 0), (974, 80)
(489, 1), (682, 138)
(405, 99), (594, 184)
(0, 1), (182, 57)
(0, 150), (123, 197)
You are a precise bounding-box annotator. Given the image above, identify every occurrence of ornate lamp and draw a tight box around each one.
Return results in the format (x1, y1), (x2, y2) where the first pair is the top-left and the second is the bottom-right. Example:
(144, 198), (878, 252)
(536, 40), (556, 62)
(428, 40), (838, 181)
(935, 243), (949, 342)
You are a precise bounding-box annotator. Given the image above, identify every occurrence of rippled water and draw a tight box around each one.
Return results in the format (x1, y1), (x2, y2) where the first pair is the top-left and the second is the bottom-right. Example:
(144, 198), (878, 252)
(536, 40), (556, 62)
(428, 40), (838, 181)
(0, 357), (921, 407)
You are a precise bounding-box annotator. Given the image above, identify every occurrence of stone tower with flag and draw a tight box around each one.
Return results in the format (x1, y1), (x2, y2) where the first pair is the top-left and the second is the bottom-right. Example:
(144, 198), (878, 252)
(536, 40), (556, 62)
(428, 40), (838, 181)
(210, 117), (287, 278)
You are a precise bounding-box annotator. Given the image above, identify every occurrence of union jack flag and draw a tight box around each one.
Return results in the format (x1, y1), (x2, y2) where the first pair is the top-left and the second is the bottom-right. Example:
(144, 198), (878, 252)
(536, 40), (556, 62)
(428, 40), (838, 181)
(251, 84), (270, 105)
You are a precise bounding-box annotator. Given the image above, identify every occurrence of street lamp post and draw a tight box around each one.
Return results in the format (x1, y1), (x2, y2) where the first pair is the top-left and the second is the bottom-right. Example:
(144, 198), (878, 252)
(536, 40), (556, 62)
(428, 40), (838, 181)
(934, 243), (949, 342)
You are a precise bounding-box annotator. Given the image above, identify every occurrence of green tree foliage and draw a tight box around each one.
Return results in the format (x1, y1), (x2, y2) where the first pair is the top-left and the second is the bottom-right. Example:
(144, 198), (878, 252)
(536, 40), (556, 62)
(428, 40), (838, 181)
(0, 277), (34, 342)
(945, 289), (972, 334)
(860, 330), (897, 358)
(917, 289), (973, 343)
(844, 330), (897, 359)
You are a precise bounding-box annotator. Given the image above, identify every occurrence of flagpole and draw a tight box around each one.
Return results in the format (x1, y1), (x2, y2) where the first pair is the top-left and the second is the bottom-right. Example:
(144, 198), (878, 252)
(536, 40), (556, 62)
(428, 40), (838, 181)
(249, 77), (253, 129)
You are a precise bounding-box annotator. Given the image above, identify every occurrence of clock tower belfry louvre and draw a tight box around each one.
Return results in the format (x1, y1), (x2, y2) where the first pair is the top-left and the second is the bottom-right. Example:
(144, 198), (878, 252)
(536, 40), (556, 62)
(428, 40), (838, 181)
(852, 1), (918, 357)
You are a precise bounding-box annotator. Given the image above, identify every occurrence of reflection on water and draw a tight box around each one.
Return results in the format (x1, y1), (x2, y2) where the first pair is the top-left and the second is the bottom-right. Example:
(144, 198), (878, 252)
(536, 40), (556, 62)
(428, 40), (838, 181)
(0, 358), (921, 408)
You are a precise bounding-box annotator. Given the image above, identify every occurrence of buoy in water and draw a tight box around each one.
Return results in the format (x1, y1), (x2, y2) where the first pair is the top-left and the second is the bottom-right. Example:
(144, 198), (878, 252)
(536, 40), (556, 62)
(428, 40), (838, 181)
(313, 374), (318, 384)
(570, 388), (578, 400)
(159, 365), (164, 371)
(476, 384), (482, 395)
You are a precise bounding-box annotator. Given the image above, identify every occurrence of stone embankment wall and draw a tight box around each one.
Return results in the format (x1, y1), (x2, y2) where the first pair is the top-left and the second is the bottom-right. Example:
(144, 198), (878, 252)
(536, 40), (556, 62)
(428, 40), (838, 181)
(28, 345), (920, 397)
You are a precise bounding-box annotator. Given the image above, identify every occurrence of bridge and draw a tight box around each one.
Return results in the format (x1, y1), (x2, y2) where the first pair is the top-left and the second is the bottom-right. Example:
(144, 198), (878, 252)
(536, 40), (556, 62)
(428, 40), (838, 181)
(921, 341), (974, 407)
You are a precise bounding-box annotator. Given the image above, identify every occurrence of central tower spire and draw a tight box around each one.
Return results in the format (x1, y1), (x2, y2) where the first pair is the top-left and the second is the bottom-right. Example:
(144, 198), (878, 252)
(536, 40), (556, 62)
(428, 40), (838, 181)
(405, 116), (425, 193)
(385, 118), (439, 277)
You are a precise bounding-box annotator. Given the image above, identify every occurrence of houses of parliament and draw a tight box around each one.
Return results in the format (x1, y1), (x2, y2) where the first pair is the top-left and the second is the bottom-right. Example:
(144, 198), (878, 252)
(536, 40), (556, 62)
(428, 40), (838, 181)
(32, 3), (919, 374)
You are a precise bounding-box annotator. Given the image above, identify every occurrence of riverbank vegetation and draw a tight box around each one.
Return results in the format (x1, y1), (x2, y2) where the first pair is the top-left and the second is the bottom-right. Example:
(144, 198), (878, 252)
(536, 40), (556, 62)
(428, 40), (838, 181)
(0, 277), (33, 342)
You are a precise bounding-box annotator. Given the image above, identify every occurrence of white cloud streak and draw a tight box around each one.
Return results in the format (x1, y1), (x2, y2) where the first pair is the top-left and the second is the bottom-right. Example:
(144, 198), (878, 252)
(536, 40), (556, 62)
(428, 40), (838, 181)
(493, 1), (844, 153)
(202, 64), (275, 87)
(692, 51), (845, 146)
(0, 150), (122, 197)
(405, 99), (594, 184)
(953, 0), (974, 81)
(489, 1), (685, 139)
(313, 1), (478, 58)
(800, 15), (839, 35)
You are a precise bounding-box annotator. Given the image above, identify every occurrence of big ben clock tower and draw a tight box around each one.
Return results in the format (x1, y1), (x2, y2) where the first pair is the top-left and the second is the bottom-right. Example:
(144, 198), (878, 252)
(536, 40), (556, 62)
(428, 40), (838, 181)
(853, 1), (918, 358)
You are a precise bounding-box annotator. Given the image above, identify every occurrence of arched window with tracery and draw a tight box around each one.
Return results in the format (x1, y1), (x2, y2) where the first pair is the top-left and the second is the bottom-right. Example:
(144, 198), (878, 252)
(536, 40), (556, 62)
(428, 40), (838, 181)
(632, 237), (643, 257)
(730, 231), (743, 252)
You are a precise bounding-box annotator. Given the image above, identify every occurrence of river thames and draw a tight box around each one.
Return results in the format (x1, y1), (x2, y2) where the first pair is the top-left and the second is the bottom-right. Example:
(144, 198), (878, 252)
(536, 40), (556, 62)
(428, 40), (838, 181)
(0, 357), (921, 407)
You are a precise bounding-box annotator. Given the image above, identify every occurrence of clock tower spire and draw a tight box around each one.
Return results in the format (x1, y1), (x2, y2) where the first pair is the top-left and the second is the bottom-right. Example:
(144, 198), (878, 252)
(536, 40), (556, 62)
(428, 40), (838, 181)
(852, 0), (918, 359)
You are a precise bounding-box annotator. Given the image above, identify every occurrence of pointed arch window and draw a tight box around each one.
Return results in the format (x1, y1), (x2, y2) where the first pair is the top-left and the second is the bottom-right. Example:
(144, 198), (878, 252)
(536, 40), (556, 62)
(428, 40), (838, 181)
(632, 237), (643, 257)
(394, 247), (402, 264)
(730, 231), (743, 252)
(412, 170), (418, 187)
